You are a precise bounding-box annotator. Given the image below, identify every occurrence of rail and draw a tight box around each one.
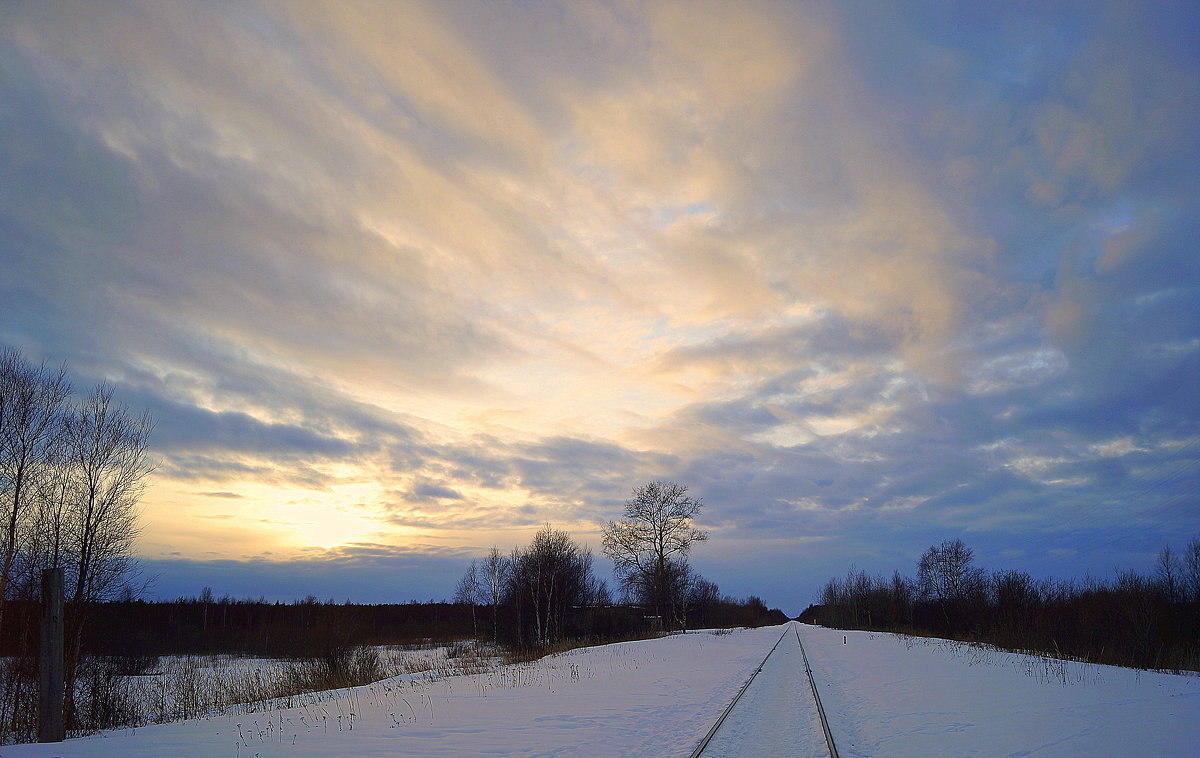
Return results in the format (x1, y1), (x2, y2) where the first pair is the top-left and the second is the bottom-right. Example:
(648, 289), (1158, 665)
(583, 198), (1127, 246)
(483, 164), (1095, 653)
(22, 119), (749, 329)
(691, 623), (839, 758)
(795, 624), (839, 758)
(688, 626), (790, 758)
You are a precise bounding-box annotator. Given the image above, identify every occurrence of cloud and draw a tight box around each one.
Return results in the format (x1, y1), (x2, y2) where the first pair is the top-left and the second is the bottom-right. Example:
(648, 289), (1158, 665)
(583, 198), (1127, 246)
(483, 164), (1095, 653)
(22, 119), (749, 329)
(410, 483), (464, 502)
(0, 0), (1196, 611)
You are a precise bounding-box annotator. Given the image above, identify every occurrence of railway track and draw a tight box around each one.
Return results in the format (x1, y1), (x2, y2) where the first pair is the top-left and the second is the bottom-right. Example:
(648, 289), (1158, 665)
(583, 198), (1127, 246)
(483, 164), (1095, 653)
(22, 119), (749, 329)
(794, 624), (839, 758)
(691, 623), (839, 758)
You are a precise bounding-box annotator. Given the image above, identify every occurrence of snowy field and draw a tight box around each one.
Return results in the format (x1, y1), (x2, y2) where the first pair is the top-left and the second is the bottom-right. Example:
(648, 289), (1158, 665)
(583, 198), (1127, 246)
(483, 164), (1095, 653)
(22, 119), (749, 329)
(803, 626), (1200, 757)
(5, 624), (1198, 757)
(112, 643), (496, 724)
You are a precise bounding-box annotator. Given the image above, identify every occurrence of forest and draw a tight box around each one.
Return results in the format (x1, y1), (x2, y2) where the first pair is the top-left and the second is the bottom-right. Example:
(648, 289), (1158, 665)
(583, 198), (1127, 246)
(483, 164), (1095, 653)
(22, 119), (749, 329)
(803, 537), (1200, 672)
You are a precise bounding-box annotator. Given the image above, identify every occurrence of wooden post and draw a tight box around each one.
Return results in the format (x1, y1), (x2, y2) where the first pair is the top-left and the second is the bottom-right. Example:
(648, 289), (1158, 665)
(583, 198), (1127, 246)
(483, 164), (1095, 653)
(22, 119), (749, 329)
(39, 567), (64, 743)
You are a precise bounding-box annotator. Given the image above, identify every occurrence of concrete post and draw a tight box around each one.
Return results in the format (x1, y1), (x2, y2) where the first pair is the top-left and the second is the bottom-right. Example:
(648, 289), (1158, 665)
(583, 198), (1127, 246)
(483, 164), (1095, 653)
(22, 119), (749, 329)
(39, 567), (64, 743)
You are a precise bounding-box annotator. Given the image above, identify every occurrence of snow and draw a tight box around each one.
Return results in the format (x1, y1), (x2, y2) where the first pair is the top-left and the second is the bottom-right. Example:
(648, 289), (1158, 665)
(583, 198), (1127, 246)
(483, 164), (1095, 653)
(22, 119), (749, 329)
(3, 628), (774, 757)
(118, 644), (492, 722)
(5, 623), (1199, 757)
(698, 626), (827, 757)
(802, 625), (1200, 757)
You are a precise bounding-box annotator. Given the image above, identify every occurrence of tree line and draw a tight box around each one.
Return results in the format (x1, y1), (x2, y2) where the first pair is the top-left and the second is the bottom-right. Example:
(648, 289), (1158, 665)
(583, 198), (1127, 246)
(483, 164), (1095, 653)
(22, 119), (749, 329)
(455, 482), (786, 651)
(803, 537), (1200, 672)
(1, 594), (481, 660)
(0, 347), (152, 742)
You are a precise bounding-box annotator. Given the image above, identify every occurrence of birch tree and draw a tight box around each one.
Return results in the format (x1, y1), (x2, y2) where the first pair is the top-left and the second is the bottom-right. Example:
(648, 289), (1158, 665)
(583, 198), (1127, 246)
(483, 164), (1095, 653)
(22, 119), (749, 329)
(454, 559), (483, 638)
(508, 525), (592, 648)
(482, 546), (509, 642)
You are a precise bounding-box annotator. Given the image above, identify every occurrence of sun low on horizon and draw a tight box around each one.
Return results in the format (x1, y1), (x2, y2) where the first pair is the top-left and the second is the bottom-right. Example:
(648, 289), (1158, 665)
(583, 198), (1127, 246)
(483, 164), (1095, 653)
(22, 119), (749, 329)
(1, 0), (1196, 610)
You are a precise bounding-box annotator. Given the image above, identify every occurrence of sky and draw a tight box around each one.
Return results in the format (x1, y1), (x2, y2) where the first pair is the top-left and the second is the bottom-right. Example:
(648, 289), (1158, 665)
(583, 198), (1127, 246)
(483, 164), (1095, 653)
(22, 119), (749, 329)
(1, 0), (1197, 614)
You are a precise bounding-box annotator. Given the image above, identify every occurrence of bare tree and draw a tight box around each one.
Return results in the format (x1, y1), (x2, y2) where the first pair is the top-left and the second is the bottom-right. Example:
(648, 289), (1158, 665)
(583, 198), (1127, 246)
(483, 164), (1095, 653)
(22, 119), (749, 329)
(481, 547), (510, 643)
(664, 558), (695, 631)
(593, 578), (612, 607)
(508, 525), (593, 648)
(0, 349), (154, 741)
(64, 383), (152, 605)
(22, 445), (73, 579)
(602, 481), (707, 628)
(917, 539), (986, 611)
(0, 348), (70, 630)
(454, 560), (483, 638)
(61, 383), (152, 728)
(688, 576), (720, 628)
(1156, 545), (1183, 601)
(1183, 535), (1200, 603)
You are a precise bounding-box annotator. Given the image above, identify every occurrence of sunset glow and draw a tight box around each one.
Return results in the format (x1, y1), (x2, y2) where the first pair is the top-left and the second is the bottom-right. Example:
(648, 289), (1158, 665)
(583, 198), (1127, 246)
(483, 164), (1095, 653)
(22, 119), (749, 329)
(1, 0), (1196, 609)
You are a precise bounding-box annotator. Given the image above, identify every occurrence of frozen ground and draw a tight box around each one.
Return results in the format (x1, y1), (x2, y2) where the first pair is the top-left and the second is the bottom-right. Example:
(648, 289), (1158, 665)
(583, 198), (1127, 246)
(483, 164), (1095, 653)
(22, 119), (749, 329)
(5, 623), (1198, 757)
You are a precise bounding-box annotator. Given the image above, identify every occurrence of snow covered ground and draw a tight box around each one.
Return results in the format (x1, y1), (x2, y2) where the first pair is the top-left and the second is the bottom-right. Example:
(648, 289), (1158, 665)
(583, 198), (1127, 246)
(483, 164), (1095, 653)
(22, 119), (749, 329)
(802, 625), (1200, 757)
(116, 643), (494, 723)
(5, 623), (1198, 757)
(697, 626), (827, 757)
(4, 628), (775, 757)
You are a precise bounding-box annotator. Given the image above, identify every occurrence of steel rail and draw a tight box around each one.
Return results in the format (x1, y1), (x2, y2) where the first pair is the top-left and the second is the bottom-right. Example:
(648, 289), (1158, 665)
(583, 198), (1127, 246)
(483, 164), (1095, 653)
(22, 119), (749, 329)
(688, 626), (791, 758)
(795, 624), (840, 758)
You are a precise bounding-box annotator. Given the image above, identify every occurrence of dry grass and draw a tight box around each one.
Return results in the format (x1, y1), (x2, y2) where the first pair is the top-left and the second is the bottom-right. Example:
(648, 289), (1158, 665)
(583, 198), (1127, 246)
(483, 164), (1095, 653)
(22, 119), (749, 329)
(64, 642), (505, 733)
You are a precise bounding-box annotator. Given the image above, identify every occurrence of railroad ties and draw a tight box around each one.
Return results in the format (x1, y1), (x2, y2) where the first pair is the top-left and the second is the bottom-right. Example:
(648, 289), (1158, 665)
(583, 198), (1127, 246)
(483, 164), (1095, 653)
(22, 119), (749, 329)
(691, 622), (839, 758)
